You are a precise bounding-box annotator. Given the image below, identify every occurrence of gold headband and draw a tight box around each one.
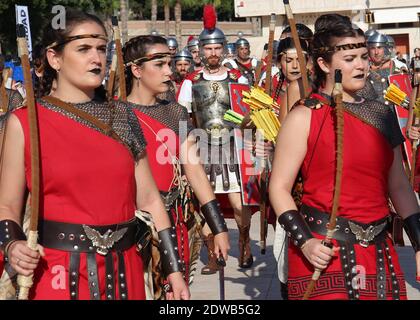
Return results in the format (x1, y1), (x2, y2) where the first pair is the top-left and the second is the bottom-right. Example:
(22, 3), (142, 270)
(46, 34), (108, 50)
(313, 42), (366, 55)
(125, 52), (171, 67)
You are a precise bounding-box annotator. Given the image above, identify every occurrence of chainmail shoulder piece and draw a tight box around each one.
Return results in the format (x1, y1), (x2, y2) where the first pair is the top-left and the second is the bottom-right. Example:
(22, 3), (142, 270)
(156, 81), (176, 102)
(128, 99), (194, 142)
(38, 97), (147, 160)
(310, 93), (405, 149)
(0, 89), (24, 130)
(343, 98), (405, 148)
(356, 79), (379, 101)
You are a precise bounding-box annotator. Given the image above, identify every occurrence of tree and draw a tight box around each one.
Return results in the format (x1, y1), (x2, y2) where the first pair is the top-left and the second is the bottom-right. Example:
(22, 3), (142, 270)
(174, 0), (182, 45)
(0, 0), (115, 56)
(120, 0), (128, 43)
(150, 0), (158, 33)
(163, 0), (170, 37)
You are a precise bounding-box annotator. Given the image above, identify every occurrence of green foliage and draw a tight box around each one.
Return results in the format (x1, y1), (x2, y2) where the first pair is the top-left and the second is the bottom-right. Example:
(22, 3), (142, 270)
(0, 0), (114, 55)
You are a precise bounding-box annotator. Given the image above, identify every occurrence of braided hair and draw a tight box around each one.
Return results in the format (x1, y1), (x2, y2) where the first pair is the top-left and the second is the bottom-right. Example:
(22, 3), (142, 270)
(312, 14), (364, 92)
(122, 35), (168, 95)
(37, 9), (107, 99)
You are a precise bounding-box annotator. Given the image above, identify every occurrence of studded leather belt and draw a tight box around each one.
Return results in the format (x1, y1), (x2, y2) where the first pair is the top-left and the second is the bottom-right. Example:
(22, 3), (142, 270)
(300, 204), (401, 300)
(300, 204), (390, 247)
(38, 218), (150, 300)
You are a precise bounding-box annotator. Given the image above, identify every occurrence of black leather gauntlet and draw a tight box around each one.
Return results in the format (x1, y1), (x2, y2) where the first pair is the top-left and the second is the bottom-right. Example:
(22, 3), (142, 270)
(0, 220), (26, 257)
(278, 210), (314, 248)
(158, 227), (184, 277)
(403, 212), (420, 252)
(201, 199), (228, 235)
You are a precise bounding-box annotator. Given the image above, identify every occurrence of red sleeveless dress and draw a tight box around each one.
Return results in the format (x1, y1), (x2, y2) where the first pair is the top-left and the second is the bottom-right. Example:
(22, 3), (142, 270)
(131, 101), (192, 282)
(13, 101), (146, 300)
(287, 94), (407, 300)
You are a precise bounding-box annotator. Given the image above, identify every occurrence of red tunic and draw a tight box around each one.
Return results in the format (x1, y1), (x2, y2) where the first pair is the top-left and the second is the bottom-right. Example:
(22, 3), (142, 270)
(288, 95), (407, 300)
(13, 103), (145, 300)
(132, 105), (191, 282)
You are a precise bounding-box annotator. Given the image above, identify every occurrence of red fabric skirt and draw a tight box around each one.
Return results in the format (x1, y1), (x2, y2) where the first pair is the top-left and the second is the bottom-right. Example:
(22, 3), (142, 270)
(287, 232), (407, 300)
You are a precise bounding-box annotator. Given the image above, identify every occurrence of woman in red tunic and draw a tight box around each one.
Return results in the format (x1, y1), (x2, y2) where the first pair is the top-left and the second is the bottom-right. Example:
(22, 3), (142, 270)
(269, 14), (420, 300)
(122, 36), (230, 286)
(0, 10), (189, 300)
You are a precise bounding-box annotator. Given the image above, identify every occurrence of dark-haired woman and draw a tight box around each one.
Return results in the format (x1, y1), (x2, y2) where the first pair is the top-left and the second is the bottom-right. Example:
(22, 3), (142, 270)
(269, 14), (420, 300)
(123, 35), (230, 287)
(0, 10), (189, 300)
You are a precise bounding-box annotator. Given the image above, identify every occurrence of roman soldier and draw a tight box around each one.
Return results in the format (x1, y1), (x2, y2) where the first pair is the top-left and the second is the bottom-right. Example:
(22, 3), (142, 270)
(166, 37), (179, 57)
(178, 5), (255, 272)
(366, 32), (407, 106)
(172, 49), (193, 95)
(224, 38), (260, 85)
(186, 37), (203, 72)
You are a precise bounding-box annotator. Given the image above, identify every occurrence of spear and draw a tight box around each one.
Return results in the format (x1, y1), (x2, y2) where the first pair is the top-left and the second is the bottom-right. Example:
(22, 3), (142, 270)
(107, 16), (127, 101)
(16, 24), (41, 300)
(283, 0), (310, 95)
(303, 70), (344, 300)
(264, 13), (277, 95)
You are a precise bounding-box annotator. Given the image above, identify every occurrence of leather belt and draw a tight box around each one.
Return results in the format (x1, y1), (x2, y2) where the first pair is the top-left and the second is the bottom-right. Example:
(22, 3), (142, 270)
(300, 204), (401, 300)
(301, 204), (390, 247)
(38, 218), (142, 300)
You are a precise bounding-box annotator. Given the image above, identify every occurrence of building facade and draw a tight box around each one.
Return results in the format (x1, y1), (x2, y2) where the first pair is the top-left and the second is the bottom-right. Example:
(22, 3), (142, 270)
(234, 0), (420, 60)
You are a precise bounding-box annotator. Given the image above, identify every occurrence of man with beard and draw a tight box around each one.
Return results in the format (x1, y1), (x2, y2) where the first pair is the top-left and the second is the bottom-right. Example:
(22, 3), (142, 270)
(224, 38), (260, 85)
(187, 36), (203, 72)
(172, 49), (193, 96)
(366, 32), (407, 107)
(177, 5), (256, 273)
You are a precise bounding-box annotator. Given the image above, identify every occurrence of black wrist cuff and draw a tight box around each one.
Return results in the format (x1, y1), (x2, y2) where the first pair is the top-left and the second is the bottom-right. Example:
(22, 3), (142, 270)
(0, 220), (26, 255)
(403, 212), (420, 252)
(201, 199), (228, 235)
(278, 210), (314, 248)
(158, 227), (184, 277)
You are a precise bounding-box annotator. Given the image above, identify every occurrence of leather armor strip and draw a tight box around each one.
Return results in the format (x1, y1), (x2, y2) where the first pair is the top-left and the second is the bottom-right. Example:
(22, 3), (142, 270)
(69, 252), (80, 300)
(117, 251), (128, 300)
(87, 252), (100, 300)
(105, 252), (116, 300)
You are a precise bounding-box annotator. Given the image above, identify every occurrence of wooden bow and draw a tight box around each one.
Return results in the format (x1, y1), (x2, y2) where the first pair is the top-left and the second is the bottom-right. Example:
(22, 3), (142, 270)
(303, 70), (344, 300)
(107, 16), (127, 101)
(16, 24), (41, 300)
(283, 0), (310, 95)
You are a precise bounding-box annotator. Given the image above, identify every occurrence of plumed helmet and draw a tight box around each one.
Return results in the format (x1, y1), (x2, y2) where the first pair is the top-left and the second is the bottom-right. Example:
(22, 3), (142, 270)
(174, 49), (193, 62)
(166, 37), (178, 49)
(367, 32), (388, 47)
(187, 36), (199, 51)
(226, 43), (236, 55)
(199, 28), (226, 46)
(199, 4), (226, 46)
(235, 38), (250, 48)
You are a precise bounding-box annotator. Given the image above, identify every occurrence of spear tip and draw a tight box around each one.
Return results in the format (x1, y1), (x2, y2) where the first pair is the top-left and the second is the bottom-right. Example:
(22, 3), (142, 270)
(111, 16), (118, 27)
(335, 69), (342, 83)
(17, 24), (26, 38)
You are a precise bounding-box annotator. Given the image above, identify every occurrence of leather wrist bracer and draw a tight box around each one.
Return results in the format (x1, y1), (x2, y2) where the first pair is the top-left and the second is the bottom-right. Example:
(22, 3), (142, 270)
(201, 199), (228, 235)
(158, 227), (184, 277)
(278, 210), (314, 248)
(0, 220), (26, 257)
(403, 212), (420, 252)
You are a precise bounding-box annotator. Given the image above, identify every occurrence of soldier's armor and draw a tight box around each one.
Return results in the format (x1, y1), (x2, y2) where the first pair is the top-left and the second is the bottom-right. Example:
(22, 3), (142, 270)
(191, 72), (233, 145)
(368, 61), (401, 107)
(191, 72), (240, 192)
(235, 59), (256, 85)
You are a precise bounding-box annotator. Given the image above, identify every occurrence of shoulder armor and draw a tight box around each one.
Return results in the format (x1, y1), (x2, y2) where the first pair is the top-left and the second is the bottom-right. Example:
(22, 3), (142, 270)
(293, 97), (324, 110)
